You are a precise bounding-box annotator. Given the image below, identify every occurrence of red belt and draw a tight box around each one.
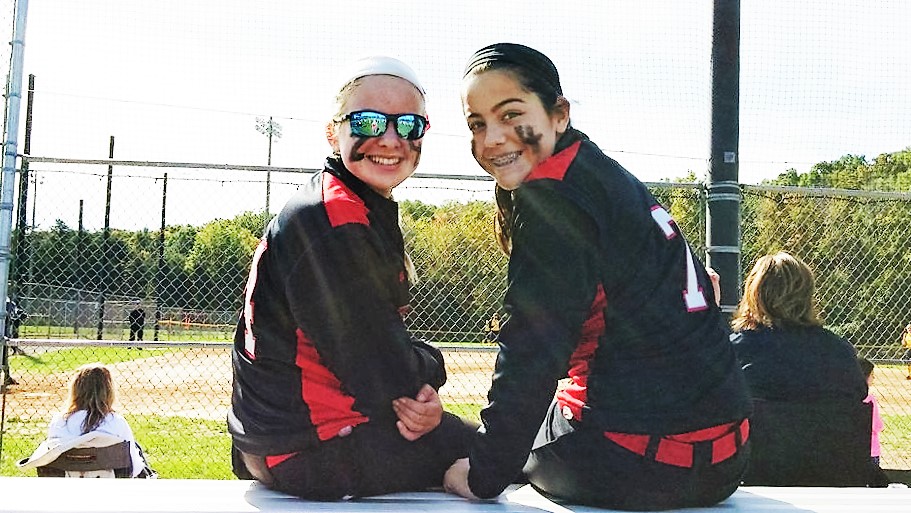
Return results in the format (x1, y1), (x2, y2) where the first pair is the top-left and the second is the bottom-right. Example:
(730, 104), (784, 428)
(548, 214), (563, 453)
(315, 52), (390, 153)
(604, 418), (749, 468)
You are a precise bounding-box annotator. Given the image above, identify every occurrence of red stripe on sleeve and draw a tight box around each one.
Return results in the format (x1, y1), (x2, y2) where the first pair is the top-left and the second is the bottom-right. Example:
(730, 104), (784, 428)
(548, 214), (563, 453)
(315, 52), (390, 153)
(557, 283), (607, 421)
(295, 328), (369, 440)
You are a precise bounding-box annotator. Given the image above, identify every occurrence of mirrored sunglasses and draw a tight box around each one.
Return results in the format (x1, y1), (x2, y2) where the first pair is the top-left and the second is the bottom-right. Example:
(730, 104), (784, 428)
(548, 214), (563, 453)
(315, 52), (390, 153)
(341, 110), (429, 140)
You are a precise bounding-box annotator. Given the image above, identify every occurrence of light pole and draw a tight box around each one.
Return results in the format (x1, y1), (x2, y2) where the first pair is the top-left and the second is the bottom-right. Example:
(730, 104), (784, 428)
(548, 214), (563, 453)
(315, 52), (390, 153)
(255, 116), (282, 214)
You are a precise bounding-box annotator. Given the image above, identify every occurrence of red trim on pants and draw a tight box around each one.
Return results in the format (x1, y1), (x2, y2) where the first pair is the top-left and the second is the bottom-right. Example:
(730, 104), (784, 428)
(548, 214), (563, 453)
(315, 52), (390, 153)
(604, 418), (749, 468)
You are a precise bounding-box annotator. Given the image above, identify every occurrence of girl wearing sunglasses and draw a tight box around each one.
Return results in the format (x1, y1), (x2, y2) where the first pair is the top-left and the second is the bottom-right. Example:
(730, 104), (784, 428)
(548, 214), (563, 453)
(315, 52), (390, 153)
(230, 56), (473, 500)
(443, 43), (751, 510)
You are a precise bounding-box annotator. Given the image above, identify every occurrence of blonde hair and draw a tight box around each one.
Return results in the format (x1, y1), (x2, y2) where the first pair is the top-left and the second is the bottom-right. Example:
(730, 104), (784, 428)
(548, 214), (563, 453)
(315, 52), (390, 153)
(64, 362), (117, 434)
(731, 251), (822, 331)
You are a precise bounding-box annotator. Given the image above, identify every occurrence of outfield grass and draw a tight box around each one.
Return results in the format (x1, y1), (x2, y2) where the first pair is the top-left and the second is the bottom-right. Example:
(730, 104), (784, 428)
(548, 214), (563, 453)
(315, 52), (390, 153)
(9, 346), (175, 374)
(1, 414), (234, 479)
(17, 324), (233, 343)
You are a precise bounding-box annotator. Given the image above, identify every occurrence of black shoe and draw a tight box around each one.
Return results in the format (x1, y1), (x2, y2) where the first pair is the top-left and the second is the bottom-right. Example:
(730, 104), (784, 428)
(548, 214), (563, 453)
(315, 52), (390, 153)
(3, 376), (17, 386)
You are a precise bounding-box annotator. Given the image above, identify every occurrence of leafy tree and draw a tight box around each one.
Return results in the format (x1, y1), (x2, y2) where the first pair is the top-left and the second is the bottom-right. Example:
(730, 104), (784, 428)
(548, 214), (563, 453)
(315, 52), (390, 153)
(770, 147), (911, 192)
(232, 210), (273, 238)
(185, 219), (259, 311)
(404, 200), (506, 341)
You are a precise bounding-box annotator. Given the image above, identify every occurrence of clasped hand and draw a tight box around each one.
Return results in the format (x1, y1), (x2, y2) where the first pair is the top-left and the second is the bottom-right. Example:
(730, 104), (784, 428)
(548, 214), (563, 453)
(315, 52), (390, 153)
(392, 383), (443, 441)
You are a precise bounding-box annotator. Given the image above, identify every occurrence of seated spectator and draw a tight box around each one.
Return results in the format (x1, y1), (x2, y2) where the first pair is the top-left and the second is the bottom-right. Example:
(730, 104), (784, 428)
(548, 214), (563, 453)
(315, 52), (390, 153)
(19, 362), (152, 477)
(731, 251), (867, 402)
(858, 356), (891, 487)
(731, 251), (870, 486)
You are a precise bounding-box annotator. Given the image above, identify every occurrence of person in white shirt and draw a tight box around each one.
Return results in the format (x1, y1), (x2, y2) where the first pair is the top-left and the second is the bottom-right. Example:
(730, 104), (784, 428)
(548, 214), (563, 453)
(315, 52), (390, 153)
(47, 362), (147, 477)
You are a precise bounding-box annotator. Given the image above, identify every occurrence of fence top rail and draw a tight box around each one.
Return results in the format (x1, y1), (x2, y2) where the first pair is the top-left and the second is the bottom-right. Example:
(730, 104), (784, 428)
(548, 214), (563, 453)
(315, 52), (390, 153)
(745, 183), (911, 201)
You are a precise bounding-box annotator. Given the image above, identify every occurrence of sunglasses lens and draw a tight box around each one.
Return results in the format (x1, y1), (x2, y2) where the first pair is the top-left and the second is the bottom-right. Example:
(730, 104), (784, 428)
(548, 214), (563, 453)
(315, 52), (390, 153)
(349, 111), (387, 137)
(346, 111), (427, 140)
(395, 115), (422, 140)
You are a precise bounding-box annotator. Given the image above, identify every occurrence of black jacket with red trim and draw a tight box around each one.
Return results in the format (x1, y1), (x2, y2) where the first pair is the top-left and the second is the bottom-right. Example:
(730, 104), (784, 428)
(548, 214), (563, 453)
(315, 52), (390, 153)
(229, 157), (446, 456)
(467, 131), (751, 498)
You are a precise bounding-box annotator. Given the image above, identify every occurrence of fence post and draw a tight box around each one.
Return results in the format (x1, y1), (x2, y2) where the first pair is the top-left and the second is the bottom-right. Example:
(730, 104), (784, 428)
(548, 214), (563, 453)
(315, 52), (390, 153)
(97, 136), (114, 339)
(707, 0), (741, 313)
(155, 172), (167, 341)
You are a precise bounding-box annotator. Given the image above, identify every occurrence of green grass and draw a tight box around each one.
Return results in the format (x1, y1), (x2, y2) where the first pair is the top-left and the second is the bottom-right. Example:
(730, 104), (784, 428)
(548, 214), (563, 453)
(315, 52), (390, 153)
(17, 324), (233, 343)
(129, 415), (234, 479)
(10, 347), (175, 374)
(1, 414), (235, 479)
(882, 413), (911, 469)
(445, 402), (484, 422)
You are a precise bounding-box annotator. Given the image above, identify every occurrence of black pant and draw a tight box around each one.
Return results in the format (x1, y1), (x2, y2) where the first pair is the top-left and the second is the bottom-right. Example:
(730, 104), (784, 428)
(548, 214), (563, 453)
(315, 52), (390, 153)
(524, 402), (749, 511)
(237, 412), (475, 500)
(129, 326), (143, 341)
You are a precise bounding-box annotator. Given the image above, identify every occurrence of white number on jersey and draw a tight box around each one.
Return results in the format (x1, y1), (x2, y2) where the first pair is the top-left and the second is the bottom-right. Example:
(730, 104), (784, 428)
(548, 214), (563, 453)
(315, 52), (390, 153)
(650, 206), (708, 312)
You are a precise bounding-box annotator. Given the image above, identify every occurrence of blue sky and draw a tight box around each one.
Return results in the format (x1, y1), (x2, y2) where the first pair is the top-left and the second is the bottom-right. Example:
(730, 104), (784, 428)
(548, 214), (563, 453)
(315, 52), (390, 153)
(12, 0), (911, 229)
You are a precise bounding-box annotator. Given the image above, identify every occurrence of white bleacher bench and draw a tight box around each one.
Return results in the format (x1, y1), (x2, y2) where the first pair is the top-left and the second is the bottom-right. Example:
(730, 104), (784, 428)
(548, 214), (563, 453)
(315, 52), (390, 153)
(0, 478), (909, 513)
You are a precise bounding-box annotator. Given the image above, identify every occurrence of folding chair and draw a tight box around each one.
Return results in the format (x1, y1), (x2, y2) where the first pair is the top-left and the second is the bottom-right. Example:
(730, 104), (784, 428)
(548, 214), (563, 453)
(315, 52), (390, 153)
(35, 440), (133, 478)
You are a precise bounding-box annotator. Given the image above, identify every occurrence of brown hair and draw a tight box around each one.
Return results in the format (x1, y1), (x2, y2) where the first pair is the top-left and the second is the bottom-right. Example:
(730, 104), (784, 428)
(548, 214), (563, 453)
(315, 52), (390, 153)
(64, 363), (117, 434)
(465, 49), (570, 257)
(494, 186), (515, 255)
(731, 251), (823, 331)
(483, 65), (567, 257)
(857, 356), (874, 379)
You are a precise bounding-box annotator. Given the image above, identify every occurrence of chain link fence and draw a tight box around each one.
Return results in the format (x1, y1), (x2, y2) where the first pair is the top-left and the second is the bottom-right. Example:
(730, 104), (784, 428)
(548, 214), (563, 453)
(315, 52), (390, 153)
(2, 173), (910, 476)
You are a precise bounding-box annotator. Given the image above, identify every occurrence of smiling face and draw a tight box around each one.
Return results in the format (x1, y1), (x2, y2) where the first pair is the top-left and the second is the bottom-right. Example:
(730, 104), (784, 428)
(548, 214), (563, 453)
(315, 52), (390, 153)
(327, 75), (426, 197)
(462, 69), (569, 190)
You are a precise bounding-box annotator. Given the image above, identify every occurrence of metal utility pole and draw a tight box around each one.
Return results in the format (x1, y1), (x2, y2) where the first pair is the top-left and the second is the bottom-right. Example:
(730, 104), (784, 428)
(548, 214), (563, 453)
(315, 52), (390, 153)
(707, 0), (741, 313)
(255, 116), (282, 214)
